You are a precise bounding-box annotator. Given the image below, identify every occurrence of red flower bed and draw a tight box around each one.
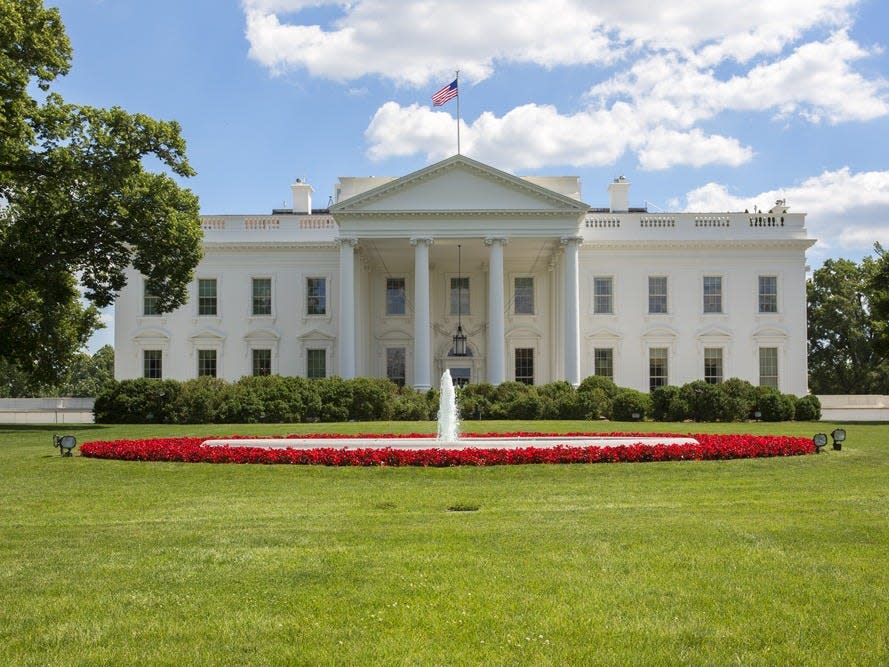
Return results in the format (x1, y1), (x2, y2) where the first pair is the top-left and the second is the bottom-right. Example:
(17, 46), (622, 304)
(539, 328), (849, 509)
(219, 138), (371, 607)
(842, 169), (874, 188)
(79, 432), (815, 466)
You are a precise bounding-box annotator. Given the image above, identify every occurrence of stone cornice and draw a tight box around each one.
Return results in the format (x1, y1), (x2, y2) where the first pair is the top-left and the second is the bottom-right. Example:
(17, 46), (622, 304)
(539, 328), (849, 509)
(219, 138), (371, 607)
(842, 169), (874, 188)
(334, 209), (585, 218)
(579, 239), (815, 251)
(202, 241), (338, 251)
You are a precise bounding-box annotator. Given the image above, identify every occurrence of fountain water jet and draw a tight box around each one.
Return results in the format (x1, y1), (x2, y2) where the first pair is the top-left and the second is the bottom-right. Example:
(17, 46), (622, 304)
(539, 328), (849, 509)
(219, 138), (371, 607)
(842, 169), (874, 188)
(202, 371), (699, 450)
(436, 369), (460, 443)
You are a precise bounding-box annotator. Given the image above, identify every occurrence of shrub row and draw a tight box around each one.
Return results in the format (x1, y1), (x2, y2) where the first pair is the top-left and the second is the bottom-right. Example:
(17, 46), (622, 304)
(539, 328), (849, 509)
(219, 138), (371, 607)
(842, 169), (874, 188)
(94, 375), (820, 424)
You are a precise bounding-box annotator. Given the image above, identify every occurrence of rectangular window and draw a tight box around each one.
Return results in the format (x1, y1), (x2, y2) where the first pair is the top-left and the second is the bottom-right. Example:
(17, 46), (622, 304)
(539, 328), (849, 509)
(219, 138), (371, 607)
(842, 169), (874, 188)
(649, 348), (668, 392)
(307, 348), (326, 379)
(704, 348), (723, 384)
(198, 278), (218, 316)
(143, 350), (162, 379)
(252, 348), (271, 376)
(515, 348), (534, 385)
(386, 347), (406, 387)
(759, 347), (779, 388)
(759, 276), (778, 313)
(252, 278), (272, 316)
(450, 277), (470, 316)
(703, 276), (722, 313)
(386, 278), (406, 315)
(307, 278), (327, 315)
(648, 276), (668, 314)
(594, 348), (614, 380)
(197, 349), (217, 377)
(143, 282), (161, 316)
(514, 277), (534, 314)
(594, 277), (613, 314)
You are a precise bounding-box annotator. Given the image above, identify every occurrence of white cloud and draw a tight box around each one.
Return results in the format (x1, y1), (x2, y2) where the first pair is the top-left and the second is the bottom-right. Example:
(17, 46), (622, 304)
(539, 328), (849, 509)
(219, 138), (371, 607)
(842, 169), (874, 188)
(366, 102), (638, 169)
(683, 167), (889, 256)
(243, 0), (617, 86)
(637, 128), (753, 170)
(243, 0), (860, 84)
(243, 0), (887, 171)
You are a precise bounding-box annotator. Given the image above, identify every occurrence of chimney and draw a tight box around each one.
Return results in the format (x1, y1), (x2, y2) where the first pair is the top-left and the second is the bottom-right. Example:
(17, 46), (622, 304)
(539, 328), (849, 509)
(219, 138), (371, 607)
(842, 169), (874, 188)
(608, 176), (630, 213)
(290, 178), (313, 214)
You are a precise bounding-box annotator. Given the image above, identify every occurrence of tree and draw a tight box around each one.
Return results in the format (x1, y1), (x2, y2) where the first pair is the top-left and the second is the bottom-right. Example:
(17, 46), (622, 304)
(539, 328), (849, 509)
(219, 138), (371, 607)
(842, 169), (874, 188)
(807, 257), (889, 394)
(0, 0), (202, 385)
(869, 243), (889, 359)
(0, 344), (113, 397)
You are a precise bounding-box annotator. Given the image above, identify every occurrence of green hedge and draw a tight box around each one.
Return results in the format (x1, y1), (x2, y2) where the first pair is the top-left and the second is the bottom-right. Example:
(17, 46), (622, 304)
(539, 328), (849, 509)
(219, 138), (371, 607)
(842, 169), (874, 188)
(94, 375), (821, 424)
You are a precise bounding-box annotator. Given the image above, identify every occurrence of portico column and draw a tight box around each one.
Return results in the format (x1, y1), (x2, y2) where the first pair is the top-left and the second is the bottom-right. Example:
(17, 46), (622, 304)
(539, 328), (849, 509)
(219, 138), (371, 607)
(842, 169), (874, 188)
(337, 237), (358, 379)
(411, 237), (433, 391)
(486, 237), (508, 385)
(561, 236), (582, 386)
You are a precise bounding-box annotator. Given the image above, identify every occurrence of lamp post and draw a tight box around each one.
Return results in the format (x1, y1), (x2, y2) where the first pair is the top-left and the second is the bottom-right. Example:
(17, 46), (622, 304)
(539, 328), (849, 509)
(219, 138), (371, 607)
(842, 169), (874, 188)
(452, 244), (467, 357)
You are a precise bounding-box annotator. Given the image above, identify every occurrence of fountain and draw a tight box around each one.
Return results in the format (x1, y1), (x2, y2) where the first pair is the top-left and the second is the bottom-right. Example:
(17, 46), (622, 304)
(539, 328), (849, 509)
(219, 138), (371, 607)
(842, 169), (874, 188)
(202, 371), (698, 450)
(436, 369), (460, 443)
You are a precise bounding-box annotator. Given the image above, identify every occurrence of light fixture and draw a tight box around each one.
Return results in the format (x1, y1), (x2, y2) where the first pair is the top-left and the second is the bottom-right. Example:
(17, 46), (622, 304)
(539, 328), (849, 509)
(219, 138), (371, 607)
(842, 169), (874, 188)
(452, 244), (468, 357)
(831, 428), (846, 451)
(813, 433), (828, 453)
(53, 434), (77, 457)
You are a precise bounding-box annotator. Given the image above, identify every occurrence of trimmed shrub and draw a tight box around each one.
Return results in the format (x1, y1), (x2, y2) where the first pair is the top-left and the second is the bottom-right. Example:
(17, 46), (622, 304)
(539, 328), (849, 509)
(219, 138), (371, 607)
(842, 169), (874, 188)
(611, 388), (651, 421)
(457, 382), (496, 420)
(720, 378), (757, 421)
(176, 376), (230, 423)
(94, 378), (182, 423)
(537, 381), (583, 419)
(392, 387), (435, 421)
(349, 377), (397, 421)
(309, 377), (351, 422)
(679, 380), (728, 422)
(577, 375), (619, 399)
(795, 394), (822, 421)
(650, 385), (688, 422)
(577, 375), (618, 419)
(756, 387), (796, 422)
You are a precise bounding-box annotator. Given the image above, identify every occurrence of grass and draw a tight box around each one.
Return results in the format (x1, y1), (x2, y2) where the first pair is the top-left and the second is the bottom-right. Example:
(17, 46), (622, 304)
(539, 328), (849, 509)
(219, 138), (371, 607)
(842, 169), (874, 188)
(1, 420), (887, 666)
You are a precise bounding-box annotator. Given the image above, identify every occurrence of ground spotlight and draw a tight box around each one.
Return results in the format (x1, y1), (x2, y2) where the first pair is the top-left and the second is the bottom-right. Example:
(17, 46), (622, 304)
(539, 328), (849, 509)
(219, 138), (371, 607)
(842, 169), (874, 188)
(812, 433), (828, 453)
(53, 434), (77, 457)
(831, 428), (846, 451)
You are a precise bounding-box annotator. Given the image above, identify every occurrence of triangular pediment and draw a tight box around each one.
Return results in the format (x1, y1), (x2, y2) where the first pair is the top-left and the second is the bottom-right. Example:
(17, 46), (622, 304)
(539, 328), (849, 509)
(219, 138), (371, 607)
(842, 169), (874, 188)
(696, 325), (732, 339)
(244, 328), (280, 341)
(297, 328), (335, 342)
(331, 155), (589, 215)
(188, 326), (226, 342)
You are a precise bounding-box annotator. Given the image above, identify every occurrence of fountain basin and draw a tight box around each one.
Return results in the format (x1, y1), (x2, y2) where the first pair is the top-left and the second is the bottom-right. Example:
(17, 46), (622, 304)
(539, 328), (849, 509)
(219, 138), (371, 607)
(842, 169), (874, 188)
(200, 436), (700, 450)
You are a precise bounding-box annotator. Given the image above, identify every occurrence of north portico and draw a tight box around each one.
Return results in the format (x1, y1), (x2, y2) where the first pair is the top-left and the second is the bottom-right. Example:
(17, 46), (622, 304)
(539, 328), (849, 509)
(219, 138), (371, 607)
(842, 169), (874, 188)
(329, 155), (590, 390)
(116, 154), (814, 395)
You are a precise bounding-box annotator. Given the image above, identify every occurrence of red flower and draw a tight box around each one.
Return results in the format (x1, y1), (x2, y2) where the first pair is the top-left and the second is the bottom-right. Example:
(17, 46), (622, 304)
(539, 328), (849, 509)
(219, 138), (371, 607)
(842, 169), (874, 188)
(79, 432), (816, 466)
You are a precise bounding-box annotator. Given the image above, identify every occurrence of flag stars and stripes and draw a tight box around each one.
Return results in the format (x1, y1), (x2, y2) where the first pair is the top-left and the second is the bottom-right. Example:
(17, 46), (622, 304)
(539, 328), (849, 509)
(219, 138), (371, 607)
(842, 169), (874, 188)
(432, 79), (458, 106)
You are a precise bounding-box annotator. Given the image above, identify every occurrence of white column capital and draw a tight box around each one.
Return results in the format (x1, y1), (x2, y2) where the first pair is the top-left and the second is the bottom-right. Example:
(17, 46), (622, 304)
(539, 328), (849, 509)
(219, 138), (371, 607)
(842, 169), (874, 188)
(410, 237), (434, 247)
(484, 236), (509, 247)
(336, 236), (359, 248)
(560, 235), (583, 247)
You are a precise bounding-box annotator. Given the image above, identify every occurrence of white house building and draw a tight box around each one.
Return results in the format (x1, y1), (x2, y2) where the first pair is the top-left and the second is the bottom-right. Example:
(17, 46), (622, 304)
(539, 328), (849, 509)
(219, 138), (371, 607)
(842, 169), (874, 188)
(114, 155), (815, 395)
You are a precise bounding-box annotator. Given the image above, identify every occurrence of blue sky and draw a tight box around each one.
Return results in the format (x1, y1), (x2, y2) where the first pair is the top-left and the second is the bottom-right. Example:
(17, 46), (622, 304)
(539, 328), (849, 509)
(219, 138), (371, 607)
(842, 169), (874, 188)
(50, 0), (889, 352)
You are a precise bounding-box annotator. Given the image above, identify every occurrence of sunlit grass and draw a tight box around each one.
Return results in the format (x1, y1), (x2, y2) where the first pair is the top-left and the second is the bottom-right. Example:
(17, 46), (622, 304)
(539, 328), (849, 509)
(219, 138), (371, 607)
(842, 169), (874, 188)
(1, 421), (887, 665)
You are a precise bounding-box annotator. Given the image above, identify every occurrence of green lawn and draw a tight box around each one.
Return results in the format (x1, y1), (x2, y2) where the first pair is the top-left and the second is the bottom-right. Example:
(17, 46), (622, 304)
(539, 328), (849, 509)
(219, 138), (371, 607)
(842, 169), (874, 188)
(1, 421), (887, 666)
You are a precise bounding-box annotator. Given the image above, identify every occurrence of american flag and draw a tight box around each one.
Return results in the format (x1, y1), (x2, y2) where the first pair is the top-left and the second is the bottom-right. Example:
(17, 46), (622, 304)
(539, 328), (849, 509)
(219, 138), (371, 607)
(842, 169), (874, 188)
(432, 79), (458, 106)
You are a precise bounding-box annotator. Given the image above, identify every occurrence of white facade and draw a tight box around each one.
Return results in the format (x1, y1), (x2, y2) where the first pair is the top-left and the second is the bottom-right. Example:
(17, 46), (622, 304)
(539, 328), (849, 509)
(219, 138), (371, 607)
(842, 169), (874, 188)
(115, 155), (814, 395)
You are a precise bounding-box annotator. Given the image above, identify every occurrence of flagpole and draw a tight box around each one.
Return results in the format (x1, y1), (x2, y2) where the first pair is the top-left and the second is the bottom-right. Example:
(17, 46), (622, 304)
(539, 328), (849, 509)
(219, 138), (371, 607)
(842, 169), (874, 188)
(455, 69), (461, 155)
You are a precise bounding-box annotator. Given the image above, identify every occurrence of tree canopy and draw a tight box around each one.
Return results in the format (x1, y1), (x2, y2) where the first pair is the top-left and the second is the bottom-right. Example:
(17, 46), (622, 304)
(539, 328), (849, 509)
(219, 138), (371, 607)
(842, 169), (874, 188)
(807, 255), (889, 394)
(0, 0), (201, 385)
